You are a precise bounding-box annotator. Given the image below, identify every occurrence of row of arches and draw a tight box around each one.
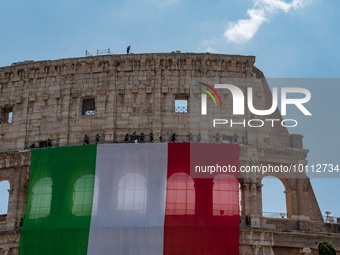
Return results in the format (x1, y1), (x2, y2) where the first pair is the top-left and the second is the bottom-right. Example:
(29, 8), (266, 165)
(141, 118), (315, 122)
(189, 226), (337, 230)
(166, 173), (239, 216)
(30, 175), (98, 218)
(0, 174), (289, 222)
(23, 173), (286, 219)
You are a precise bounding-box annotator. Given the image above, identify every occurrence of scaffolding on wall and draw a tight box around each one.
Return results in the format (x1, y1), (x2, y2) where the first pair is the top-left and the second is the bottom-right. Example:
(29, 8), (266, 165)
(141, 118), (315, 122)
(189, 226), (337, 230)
(85, 48), (113, 57)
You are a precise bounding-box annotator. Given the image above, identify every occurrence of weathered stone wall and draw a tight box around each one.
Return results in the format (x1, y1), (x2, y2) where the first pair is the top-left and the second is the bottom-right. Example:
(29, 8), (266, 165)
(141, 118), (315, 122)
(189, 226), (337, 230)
(0, 53), (338, 254)
(0, 53), (298, 152)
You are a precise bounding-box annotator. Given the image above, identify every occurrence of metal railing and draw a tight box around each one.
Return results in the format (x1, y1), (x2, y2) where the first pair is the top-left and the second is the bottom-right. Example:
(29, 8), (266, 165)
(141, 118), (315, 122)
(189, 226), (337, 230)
(263, 211), (287, 218)
(324, 215), (339, 223)
(8, 112), (12, 123)
(85, 48), (112, 57)
(85, 110), (96, 115)
(85, 50), (93, 57)
(263, 212), (339, 223)
(97, 48), (112, 55)
(165, 209), (195, 215)
(0, 114), (12, 124)
(174, 106), (188, 113)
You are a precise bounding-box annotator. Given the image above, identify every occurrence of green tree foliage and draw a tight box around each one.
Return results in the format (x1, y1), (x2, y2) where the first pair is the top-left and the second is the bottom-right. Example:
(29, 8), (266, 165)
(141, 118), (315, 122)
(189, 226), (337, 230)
(318, 241), (336, 255)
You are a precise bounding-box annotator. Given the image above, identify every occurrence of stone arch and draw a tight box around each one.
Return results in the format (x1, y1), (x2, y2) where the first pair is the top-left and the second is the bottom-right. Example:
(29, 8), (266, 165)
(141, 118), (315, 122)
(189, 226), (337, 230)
(26, 170), (50, 190)
(19, 179), (30, 219)
(233, 176), (245, 216)
(237, 170), (296, 218)
(117, 173), (147, 214)
(72, 174), (98, 217)
(0, 177), (10, 219)
(166, 173), (195, 215)
(29, 177), (53, 219)
(0, 175), (13, 191)
(261, 176), (287, 218)
(212, 174), (239, 216)
(0, 174), (13, 225)
(260, 173), (294, 218)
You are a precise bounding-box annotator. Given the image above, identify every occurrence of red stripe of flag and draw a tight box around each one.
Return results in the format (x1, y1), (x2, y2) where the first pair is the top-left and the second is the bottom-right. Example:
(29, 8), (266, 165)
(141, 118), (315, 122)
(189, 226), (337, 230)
(164, 143), (239, 255)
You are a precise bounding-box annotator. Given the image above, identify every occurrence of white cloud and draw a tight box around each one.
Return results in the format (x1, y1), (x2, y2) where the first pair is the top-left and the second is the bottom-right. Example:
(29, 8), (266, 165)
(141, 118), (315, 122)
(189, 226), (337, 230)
(224, 0), (311, 44)
(205, 46), (217, 53)
(199, 37), (220, 53)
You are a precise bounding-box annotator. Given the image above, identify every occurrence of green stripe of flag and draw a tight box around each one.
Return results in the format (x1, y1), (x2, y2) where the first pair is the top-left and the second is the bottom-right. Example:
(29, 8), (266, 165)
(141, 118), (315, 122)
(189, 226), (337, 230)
(19, 145), (97, 255)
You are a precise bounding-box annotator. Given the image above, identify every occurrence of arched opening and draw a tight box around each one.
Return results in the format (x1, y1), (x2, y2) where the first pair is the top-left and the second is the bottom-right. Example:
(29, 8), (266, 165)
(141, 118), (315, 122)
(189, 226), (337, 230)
(0, 179), (10, 226)
(262, 176), (287, 218)
(30, 177), (52, 219)
(118, 173), (147, 214)
(166, 173), (195, 215)
(213, 175), (239, 216)
(72, 174), (98, 216)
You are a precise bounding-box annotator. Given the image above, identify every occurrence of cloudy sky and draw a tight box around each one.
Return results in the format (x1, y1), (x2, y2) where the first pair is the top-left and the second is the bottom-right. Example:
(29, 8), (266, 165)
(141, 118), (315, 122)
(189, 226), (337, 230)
(0, 0), (339, 219)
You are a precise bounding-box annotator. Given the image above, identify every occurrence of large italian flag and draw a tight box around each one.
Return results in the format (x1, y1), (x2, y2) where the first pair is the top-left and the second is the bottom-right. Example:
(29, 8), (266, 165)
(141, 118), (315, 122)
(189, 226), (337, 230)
(19, 143), (239, 255)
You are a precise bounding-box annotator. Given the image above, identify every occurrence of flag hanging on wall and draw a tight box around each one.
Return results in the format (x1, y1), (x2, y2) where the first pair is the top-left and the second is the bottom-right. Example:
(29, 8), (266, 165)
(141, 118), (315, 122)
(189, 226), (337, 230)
(19, 143), (239, 255)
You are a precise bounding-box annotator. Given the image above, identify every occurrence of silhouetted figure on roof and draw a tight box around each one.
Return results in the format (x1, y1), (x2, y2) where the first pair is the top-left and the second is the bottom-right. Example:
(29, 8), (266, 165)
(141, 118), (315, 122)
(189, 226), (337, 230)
(124, 133), (129, 143)
(245, 215), (250, 227)
(233, 133), (239, 143)
(127, 46), (131, 54)
(83, 135), (89, 145)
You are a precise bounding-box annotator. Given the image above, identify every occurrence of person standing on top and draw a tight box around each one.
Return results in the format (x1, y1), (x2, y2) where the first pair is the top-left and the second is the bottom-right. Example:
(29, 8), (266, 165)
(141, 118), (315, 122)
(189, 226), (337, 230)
(127, 45), (131, 54)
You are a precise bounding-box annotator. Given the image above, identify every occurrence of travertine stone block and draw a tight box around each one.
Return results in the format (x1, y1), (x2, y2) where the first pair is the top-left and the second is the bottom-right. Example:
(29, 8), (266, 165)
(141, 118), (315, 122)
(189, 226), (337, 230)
(72, 92), (78, 98)
(162, 87), (169, 94)
(193, 88), (200, 94)
(93, 67), (103, 73)
(28, 96), (36, 102)
(105, 131), (114, 143)
(257, 91), (264, 98)
(223, 89), (229, 95)
(0, 53), (327, 255)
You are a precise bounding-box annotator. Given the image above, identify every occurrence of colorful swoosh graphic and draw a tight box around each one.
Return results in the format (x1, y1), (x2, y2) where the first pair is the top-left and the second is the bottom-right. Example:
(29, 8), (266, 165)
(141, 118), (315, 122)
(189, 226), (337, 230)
(196, 82), (223, 106)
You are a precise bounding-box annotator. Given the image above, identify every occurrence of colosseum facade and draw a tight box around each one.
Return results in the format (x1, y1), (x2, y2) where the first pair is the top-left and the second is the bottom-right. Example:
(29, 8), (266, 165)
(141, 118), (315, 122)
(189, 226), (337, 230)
(0, 52), (339, 255)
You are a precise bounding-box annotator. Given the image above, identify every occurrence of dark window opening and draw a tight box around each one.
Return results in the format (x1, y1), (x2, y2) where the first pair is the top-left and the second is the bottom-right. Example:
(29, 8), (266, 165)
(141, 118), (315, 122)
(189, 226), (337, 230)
(0, 214), (6, 223)
(0, 107), (13, 124)
(39, 141), (47, 148)
(82, 98), (95, 115)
